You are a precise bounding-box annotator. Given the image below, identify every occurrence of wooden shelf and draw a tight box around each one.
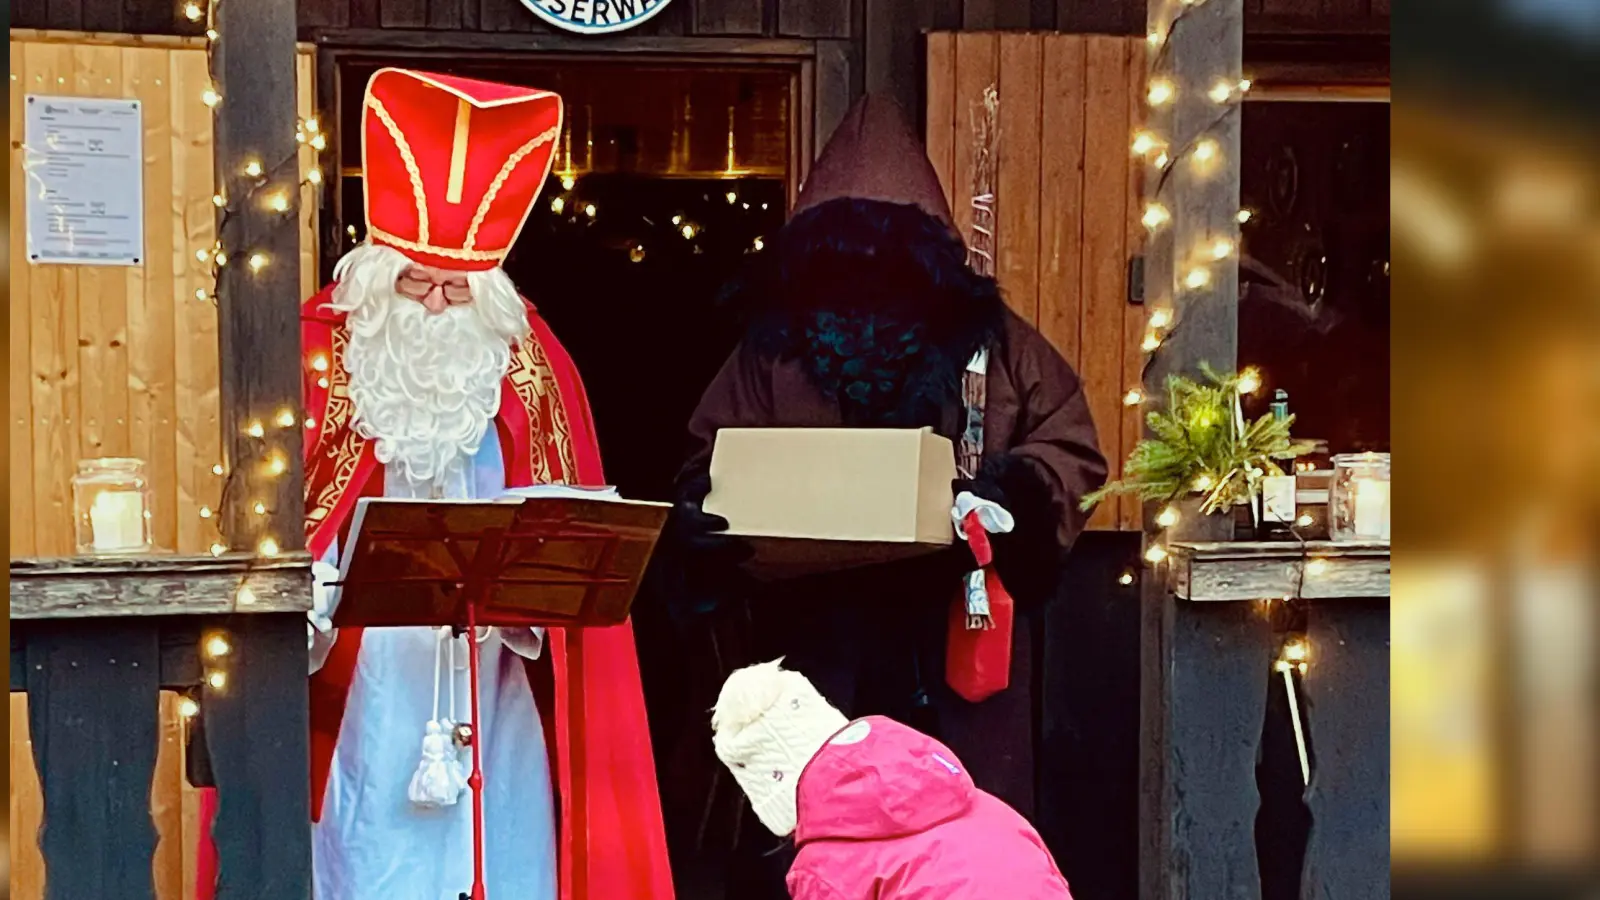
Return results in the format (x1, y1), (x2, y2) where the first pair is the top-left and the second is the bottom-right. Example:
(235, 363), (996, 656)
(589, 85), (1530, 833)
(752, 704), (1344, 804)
(1167, 540), (1390, 603)
(10, 553), (313, 620)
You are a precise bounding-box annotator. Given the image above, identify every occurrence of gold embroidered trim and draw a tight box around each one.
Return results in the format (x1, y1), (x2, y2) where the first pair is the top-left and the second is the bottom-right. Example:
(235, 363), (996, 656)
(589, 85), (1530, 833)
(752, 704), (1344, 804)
(368, 95), (430, 244)
(446, 99), (471, 205)
(306, 328), (367, 540)
(367, 225), (507, 262)
(463, 124), (560, 252)
(507, 331), (577, 484)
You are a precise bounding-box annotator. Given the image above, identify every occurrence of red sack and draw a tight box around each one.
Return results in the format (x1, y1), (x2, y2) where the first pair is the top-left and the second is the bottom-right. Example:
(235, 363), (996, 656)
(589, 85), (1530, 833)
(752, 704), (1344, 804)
(945, 510), (1014, 703)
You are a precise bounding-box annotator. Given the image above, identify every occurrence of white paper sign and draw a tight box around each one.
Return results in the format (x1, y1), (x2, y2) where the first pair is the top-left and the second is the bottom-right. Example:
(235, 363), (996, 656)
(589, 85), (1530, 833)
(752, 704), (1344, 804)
(23, 95), (145, 267)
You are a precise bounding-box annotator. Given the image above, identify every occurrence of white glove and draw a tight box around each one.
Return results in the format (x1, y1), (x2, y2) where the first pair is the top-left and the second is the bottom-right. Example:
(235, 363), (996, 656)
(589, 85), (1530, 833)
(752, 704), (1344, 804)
(307, 561), (339, 649)
(951, 491), (1016, 540)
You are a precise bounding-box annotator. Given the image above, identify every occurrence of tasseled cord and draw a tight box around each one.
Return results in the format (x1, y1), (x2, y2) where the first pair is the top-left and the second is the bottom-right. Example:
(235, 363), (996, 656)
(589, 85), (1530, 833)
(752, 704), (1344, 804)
(409, 627), (471, 808)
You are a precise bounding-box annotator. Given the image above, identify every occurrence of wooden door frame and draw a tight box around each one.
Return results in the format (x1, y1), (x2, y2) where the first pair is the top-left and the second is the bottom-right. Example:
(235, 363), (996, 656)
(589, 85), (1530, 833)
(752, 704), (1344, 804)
(304, 28), (852, 274)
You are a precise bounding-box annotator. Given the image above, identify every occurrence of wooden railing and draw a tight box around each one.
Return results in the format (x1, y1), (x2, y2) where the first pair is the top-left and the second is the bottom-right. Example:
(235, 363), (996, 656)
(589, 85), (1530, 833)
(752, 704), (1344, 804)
(1141, 540), (1391, 900)
(10, 555), (313, 900)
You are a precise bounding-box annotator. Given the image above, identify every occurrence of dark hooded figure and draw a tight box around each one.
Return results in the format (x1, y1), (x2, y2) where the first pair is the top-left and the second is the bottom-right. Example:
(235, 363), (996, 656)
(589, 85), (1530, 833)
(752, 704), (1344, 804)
(663, 95), (1107, 897)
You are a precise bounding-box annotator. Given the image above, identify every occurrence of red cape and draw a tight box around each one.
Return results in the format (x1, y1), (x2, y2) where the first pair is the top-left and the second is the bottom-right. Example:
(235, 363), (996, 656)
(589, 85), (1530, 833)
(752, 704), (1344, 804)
(199, 284), (675, 900)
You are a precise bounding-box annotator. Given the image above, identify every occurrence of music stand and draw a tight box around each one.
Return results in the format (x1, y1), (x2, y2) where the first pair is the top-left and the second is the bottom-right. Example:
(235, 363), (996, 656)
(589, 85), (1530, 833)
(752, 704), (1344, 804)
(330, 492), (669, 900)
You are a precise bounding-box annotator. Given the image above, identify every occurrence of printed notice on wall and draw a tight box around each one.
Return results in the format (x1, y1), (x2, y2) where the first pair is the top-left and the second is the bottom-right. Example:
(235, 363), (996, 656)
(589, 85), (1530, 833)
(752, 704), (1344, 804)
(23, 95), (145, 266)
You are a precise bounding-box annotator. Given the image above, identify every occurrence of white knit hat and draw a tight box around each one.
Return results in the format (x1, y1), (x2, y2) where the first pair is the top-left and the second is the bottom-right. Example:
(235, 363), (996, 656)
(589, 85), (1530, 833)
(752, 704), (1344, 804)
(711, 659), (848, 836)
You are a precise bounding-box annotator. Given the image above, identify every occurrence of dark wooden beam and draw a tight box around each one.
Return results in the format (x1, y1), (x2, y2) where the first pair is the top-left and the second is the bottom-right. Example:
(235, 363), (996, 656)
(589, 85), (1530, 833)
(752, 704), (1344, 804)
(213, 0), (306, 555)
(1139, 3), (1247, 898)
(10, 554), (313, 619)
(306, 26), (818, 56)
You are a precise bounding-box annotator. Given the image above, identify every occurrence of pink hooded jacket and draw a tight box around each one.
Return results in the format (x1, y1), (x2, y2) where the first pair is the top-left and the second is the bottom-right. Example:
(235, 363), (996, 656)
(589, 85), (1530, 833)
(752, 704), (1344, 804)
(787, 716), (1073, 900)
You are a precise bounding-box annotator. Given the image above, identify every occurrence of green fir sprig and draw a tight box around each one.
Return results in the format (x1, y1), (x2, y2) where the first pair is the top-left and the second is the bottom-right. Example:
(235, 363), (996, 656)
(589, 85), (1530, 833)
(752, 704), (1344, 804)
(1083, 363), (1315, 516)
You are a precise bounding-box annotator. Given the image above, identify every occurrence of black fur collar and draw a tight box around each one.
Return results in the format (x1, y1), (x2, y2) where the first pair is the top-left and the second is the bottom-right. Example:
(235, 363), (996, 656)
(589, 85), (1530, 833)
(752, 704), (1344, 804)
(725, 197), (1006, 426)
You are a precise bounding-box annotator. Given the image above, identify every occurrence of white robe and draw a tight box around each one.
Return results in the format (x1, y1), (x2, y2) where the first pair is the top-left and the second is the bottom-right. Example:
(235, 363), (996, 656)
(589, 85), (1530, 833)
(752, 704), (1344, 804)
(309, 437), (559, 900)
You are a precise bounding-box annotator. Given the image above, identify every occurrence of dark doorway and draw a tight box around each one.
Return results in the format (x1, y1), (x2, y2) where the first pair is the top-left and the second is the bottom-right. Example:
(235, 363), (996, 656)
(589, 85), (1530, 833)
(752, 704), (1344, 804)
(330, 54), (798, 899)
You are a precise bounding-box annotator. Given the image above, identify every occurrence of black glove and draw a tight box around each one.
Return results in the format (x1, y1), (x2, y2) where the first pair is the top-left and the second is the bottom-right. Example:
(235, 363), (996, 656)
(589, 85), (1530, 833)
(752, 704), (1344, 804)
(653, 472), (756, 622)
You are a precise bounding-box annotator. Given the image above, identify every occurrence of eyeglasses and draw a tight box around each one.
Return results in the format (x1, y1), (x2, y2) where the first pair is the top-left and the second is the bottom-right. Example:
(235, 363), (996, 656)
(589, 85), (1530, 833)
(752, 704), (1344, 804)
(396, 268), (472, 305)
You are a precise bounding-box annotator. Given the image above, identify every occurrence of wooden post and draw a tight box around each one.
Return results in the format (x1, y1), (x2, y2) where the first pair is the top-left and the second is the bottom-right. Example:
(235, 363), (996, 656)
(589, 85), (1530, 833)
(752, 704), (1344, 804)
(1138, 2), (1251, 899)
(212, 0), (305, 555)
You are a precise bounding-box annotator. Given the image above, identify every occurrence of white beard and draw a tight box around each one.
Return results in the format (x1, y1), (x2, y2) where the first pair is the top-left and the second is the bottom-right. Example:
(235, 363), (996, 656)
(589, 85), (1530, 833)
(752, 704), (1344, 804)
(329, 244), (530, 495)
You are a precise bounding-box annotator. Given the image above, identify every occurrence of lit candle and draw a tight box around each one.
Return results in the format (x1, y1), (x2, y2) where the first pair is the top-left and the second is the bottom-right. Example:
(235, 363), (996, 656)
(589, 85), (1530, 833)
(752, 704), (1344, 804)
(90, 490), (147, 553)
(1351, 477), (1390, 540)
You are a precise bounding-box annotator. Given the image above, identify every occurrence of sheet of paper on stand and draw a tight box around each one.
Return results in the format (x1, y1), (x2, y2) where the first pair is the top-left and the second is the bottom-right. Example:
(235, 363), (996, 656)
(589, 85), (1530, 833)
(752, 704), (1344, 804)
(704, 427), (956, 580)
(500, 483), (623, 501)
(331, 493), (670, 630)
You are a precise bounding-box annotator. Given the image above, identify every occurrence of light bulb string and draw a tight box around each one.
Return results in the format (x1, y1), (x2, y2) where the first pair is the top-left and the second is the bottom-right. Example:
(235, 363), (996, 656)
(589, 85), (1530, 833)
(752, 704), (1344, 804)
(198, 0), (327, 299)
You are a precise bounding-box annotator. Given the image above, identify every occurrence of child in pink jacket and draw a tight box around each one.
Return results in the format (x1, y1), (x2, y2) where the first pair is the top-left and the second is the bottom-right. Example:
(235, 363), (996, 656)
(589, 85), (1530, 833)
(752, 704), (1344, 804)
(712, 660), (1073, 900)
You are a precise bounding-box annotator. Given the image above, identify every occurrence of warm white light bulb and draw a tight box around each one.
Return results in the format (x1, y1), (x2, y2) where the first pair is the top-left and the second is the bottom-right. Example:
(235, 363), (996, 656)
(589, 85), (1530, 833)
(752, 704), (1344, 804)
(584, 203), (597, 218)
(1184, 267), (1211, 290)
(248, 252), (269, 272)
(1193, 473), (1215, 492)
(243, 159), (263, 178)
(199, 506), (213, 519)
(309, 133), (327, 151)
(1148, 308), (1173, 330)
(267, 193), (289, 213)
(1237, 208), (1254, 224)
(201, 87), (221, 108)
(726, 191), (738, 204)
(1296, 514), (1314, 527)
(1141, 204), (1171, 231)
(179, 697), (201, 718)
(561, 175), (576, 190)
(253, 502), (267, 515)
(1237, 367), (1262, 394)
(1131, 132), (1159, 156)
(1306, 559), (1328, 576)
(1147, 79), (1175, 106)
(211, 463), (225, 476)
(183, 1), (203, 21)
(210, 542), (227, 557)
(1211, 238), (1236, 260)
(266, 454), (287, 476)
(1284, 641), (1309, 662)
(681, 224), (696, 240)
(1141, 333), (1162, 353)
(1208, 80), (1235, 104)
(205, 633), (232, 659)
(258, 537), (280, 556)
(207, 670), (227, 690)
(550, 196), (565, 214)
(1144, 544), (1169, 565)
(753, 237), (765, 251)
(1119, 571), (1136, 586)
(276, 409), (296, 428)
(1193, 139), (1220, 163)
(212, 193), (226, 207)
(246, 420), (265, 438)
(310, 354), (329, 372)
(307, 167), (323, 185)
(1123, 388), (1144, 406)
(1156, 506), (1180, 528)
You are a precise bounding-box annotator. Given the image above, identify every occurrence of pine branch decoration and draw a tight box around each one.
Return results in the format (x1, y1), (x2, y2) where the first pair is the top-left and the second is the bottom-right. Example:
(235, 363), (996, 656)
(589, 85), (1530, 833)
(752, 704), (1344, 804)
(1082, 364), (1317, 516)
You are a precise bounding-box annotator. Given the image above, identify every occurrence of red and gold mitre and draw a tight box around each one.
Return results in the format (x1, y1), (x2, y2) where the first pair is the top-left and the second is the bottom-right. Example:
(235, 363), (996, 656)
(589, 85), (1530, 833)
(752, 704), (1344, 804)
(362, 68), (563, 271)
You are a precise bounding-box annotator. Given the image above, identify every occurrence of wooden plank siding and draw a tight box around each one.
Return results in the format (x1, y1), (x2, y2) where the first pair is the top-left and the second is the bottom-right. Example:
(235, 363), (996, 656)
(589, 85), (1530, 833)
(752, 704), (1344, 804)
(8, 33), (319, 558)
(927, 32), (1146, 531)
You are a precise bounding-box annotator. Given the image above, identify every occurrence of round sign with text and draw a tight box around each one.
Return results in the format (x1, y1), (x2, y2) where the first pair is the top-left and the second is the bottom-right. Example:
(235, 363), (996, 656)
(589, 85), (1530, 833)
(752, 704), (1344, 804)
(518, 0), (675, 34)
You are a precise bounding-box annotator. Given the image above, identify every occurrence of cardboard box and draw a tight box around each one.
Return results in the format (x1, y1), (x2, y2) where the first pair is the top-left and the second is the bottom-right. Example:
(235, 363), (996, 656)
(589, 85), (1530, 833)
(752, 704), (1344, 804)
(704, 427), (956, 580)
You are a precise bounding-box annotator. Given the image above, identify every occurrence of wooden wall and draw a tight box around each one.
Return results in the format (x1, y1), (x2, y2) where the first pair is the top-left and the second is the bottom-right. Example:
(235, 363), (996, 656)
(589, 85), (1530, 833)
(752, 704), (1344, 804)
(927, 32), (1145, 532)
(8, 32), (318, 558)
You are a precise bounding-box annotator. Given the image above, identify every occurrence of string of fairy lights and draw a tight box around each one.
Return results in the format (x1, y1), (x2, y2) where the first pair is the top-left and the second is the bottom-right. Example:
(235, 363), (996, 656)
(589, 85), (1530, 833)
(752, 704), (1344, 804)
(1120, 0), (1317, 779)
(178, 0), (331, 708)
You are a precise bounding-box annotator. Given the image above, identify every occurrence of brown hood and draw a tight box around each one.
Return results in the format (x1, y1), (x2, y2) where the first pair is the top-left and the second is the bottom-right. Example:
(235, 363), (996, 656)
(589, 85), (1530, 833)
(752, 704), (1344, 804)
(793, 94), (954, 227)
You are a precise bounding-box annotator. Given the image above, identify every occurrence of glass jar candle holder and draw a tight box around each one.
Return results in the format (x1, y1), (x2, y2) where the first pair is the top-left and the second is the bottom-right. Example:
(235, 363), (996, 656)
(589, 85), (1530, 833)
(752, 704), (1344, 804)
(72, 458), (154, 555)
(1329, 452), (1390, 542)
